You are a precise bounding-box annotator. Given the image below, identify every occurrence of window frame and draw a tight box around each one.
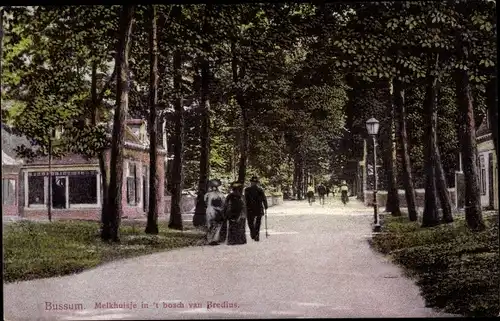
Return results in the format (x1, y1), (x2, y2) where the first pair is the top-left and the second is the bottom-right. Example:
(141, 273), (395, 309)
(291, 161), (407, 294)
(2, 179), (16, 205)
(479, 155), (487, 195)
(68, 174), (99, 208)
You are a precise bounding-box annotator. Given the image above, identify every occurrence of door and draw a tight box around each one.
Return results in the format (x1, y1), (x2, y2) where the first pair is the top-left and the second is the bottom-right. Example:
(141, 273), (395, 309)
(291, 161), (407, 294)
(142, 165), (148, 213)
(52, 176), (67, 209)
(488, 153), (494, 209)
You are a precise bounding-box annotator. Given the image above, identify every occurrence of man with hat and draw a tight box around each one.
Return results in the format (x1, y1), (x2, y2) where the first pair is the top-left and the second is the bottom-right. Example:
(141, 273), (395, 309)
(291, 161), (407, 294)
(244, 176), (268, 241)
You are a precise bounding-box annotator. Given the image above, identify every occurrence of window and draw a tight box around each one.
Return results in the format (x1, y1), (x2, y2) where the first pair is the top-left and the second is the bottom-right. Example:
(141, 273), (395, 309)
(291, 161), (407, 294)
(69, 174), (97, 205)
(28, 176), (45, 206)
(2, 179), (16, 205)
(126, 161), (139, 205)
(480, 155), (486, 195)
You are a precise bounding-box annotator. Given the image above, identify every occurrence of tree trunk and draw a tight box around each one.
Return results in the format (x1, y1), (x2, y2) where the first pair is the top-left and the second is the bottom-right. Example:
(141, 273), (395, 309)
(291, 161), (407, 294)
(486, 76), (498, 158)
(193, 57), (211, 227)
(394, 79), (418, 221)
(168, 49), (184, 231)
(1, 8), (4, 102)
(385, 79), (402, 216)
(90, 61), (111, 237)
(297, 155), (304, 200)
(145, 5), (159, 235)
(434, 136), (453, 223)
(102, 5), (135, 242)
(422, 70), (440, 227)
(237, 102), (249, 183)
(454, 69), (485, 231)
(293, 154), (299, 198)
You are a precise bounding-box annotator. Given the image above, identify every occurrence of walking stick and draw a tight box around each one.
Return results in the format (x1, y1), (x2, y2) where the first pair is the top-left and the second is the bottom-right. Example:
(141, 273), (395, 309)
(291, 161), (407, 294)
(265, 208), (269, 238)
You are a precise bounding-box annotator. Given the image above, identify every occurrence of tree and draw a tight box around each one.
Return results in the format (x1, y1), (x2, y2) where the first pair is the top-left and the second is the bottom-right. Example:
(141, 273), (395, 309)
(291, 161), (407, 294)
(384, 79), (401, 216)
(168, 48), (185, 231)
(145, 4), (159, 235)
(193, 4), (214, 227)
(103, 5), (135, 242)
(393, 79), (418, 221)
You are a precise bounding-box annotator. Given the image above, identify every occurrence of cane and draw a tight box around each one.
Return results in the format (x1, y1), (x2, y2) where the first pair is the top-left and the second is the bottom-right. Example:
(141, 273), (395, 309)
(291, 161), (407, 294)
(265, 208), (269, 238)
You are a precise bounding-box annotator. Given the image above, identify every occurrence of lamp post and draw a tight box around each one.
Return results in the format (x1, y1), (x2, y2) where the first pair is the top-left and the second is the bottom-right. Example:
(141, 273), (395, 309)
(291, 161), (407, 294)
(366, 118), (380, 232)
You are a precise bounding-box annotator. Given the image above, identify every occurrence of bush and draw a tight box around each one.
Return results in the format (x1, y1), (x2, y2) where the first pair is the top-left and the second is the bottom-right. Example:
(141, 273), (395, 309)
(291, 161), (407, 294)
(371, 213), (499, 317)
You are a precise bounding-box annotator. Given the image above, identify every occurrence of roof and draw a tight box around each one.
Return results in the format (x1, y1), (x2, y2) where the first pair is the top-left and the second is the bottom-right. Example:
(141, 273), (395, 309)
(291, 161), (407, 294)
(2, 150), (22, 165)
(476, 117), (491, 138)
(1, 124), (33, 160)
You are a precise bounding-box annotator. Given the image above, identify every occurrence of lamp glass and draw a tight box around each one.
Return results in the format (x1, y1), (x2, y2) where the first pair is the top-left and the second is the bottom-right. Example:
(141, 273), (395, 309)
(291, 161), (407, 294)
(366, 118), (380, 135)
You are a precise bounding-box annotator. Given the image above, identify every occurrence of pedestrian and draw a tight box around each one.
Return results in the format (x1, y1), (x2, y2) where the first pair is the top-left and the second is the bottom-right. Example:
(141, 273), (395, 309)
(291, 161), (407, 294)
(340, 180), (349, 205)
(223, 181), (247, 245)
(204, 179), (225, 245)
(244, 176), (268, 242)
(306, 184), (315, 205)
(326, 186), (330, 198)
(317, 182), (327, 206)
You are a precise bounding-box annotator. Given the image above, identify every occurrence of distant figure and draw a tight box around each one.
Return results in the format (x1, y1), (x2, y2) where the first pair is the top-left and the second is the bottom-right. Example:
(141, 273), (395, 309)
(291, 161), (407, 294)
(245, 176), (268, 242)
(204, 179), (225, 245)
(306, 185), (315, 205)
(223, 181), (247, 245)
(340, 180), (349, 205)
(326, 186), (330, 197)
(317, 183), (327, 205)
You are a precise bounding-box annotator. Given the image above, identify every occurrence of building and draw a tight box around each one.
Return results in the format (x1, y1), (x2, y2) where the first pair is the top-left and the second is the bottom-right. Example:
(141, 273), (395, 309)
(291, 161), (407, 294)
(2, 125), (30, 218)
(1, 119), (167, 220)
(476, 116), (498, 210)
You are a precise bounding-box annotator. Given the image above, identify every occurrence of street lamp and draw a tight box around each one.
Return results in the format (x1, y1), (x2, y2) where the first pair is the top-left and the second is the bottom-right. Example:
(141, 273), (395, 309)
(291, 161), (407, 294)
(366, 117), (380, 232)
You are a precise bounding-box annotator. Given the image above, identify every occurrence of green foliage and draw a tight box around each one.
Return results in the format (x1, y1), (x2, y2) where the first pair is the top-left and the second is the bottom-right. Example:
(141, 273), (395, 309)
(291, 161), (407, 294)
(371, 214), (499, 317)
(3, 220), (204, 283)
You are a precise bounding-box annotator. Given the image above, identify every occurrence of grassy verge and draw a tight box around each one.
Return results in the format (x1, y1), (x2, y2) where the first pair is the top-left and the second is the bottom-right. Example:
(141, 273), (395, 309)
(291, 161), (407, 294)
(370, 212), (499, 317)
(3, 220), (205, 283)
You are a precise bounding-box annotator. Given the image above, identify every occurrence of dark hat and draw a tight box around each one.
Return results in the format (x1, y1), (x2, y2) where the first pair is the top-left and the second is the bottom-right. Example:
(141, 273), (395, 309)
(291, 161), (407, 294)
(250, 176), (259, 183)
(231, 181), (243, 188)
(209, 179), (221, 187)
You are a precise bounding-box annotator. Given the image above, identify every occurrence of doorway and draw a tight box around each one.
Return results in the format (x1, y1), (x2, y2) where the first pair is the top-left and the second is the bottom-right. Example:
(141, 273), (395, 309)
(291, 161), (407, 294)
(488, 153), (494, 209)
(52, 176), (67, 209)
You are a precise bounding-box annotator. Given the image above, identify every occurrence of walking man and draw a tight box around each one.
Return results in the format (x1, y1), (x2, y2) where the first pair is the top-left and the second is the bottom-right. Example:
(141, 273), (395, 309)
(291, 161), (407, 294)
(244, 176), (268, 241)
(317, 182), (327, 206)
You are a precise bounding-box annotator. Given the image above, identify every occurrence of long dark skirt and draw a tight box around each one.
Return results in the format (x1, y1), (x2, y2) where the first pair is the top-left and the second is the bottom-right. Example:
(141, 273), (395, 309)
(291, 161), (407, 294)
(223, 218), (246, 245)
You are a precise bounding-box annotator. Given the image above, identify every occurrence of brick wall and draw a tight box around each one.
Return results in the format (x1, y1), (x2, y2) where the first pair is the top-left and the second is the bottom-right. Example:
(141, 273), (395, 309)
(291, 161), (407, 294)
(2, 172), (20, 217)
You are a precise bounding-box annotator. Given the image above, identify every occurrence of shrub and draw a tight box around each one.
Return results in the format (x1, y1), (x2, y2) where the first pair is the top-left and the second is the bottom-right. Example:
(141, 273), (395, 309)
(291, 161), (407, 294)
(370, 213), (499, 317)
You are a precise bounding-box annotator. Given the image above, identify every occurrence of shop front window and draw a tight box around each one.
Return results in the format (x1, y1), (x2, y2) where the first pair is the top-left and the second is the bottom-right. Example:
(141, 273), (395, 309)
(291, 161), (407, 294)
(69, 174), (97, 205)
(28, 176), (45, 206)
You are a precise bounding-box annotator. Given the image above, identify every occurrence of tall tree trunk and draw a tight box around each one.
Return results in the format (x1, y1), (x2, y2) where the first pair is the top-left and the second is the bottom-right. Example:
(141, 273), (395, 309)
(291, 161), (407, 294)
(145, 5), (159, 234)
(422, 57), (440, 228)
(454, 69), (485, 231)
(102, 5), (135, 242)
(394, 79), (418, 221)
(168, 49), (184, 231)
(385, 79), (402, 216)
(237, 103), (249, 183)
(434, 135), (453, 223)
(1, 8), (4, 102)
(297, 155), (304, 200)
(231, 40), (248, 184)
(90, 61), (111, 235)
(90, 61), (116, 238)
(486, 76), (498, 158)
(193, 57), (211, 227)
(293, 153), (300, 198)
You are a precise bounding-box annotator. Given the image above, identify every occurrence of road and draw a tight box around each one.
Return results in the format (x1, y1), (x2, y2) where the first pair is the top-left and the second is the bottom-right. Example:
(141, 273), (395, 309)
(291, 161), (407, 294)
(3, 197), (457, 319)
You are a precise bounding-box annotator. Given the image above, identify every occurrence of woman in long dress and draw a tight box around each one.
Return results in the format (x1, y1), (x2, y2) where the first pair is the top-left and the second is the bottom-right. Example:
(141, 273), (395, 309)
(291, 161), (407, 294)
(223, 182), (247, 245)
(204, 179), (225, 245)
